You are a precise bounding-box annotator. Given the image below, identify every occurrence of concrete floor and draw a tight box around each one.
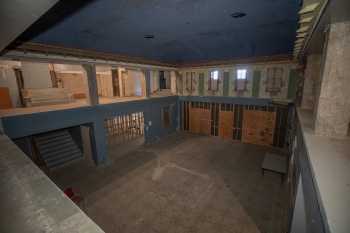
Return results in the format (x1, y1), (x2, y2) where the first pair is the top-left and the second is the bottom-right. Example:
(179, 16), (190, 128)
(49, 133), (290, 233)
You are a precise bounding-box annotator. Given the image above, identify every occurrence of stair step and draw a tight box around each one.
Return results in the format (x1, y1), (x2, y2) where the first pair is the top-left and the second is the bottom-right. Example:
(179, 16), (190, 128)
(46, 152), (82, 169)
(43, 147), (81, 161)
(36, 137), (75, 150)
(38, 143), (77, 156)
(34, 129), (83, 170)
(35, 133), (71, 144)
(46, 150), (82, 165)
(36, 130), (68, 139)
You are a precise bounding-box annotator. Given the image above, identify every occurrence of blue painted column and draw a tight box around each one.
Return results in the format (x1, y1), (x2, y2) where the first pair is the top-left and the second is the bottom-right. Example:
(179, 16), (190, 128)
(83, 64), (107, 165)
(90, 117), (108, 165)
(0, 118), (3, 134)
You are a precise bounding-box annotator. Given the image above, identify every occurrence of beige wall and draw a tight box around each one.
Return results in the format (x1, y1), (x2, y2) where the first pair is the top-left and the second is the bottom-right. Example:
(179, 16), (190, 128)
(314, 22), (350, 137)
(56, 72), (87, 97)
(21, 61), (52, 89)
(301, 54), (322, 111)
(124, 70), (145, 97)
(179, 62), (297, 99)
(171, 71), (177, 94)
(150, 70), (159, 93)
(97, 73), (113, 97)
(0, 64), (20, 107)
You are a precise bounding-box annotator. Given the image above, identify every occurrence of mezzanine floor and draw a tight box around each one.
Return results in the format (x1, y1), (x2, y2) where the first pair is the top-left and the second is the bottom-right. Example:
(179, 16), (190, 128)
(0, 97), (145, 117)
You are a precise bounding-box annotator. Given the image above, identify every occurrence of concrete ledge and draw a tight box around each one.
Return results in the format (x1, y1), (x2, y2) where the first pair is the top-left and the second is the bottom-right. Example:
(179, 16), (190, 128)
(0, 135), (104, 233)
(297, 109), (350, 233)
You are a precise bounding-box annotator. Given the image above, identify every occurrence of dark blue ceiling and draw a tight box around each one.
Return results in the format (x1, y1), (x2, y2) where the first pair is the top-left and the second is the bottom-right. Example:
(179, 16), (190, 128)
(25, 0), (300, 64)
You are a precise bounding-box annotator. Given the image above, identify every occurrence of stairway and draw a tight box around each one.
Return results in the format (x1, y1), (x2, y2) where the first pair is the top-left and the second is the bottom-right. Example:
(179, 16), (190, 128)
(34, 130), (83, 169)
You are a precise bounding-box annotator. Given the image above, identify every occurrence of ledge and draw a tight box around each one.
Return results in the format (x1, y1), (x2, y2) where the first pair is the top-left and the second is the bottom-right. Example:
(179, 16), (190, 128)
(297, 109), (350, 233)
(0, 135), (104, 233)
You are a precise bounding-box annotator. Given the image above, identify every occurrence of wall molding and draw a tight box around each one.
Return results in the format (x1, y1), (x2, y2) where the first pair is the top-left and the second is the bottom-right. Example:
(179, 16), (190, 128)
(3, 42), (296, 70)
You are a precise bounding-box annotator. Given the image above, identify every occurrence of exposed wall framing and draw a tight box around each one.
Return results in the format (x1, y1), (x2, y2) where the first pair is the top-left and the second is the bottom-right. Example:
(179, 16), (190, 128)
(219, 103), (234, 140)
(180, 101), (291, 148)
(104, 112), (144, 145)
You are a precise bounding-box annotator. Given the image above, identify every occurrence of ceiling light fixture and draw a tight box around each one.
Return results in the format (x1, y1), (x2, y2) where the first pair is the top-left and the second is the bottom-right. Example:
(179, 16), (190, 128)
(230, 12), (247, 18)
(144, 35), (155, 39)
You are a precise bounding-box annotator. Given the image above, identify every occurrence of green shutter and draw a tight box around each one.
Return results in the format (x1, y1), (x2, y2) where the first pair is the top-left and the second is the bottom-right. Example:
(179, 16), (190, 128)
(287, 69), (298, 100)
(223, 71), (230, 97)
(198, 73), (204, 96)
(252, 70), (261, 98)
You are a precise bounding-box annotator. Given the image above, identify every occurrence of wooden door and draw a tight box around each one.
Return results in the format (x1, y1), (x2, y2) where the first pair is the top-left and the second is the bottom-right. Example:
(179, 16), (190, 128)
(189, 103), (211, 135)
(199, 108), (211, 135)
(0, 87), (12, 109)
(189, 107), (201, 134)
(219, 111), (234, 139)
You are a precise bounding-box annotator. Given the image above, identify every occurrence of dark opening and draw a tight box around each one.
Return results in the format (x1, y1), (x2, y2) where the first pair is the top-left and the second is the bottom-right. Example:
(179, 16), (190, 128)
(230, 12), (247, 18)
(159, 71), (167, 90)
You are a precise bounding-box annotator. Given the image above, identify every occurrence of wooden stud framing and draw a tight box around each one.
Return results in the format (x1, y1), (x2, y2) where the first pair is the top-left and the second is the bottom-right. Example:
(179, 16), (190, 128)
(104, 112), (144, 145)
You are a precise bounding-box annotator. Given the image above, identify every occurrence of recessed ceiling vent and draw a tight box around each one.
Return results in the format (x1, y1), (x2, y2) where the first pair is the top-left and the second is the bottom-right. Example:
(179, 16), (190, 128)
(231, 12), (246, 18)
(144, 35), (155, 39)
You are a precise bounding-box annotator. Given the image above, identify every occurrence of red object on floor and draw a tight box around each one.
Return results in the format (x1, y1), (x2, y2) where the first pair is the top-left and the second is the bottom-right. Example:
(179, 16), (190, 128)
(64, 187), (83, 204)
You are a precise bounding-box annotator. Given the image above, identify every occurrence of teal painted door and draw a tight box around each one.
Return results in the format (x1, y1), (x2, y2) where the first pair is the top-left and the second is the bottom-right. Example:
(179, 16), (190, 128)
(223, 72), (230, 97)
(198, 73), (204, 96)
(252, 70), (261, 98)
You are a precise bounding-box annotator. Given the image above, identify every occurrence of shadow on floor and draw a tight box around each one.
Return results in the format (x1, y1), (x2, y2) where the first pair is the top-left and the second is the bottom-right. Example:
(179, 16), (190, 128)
(49, 138), (155, 198)
(209, 141), (289, 233)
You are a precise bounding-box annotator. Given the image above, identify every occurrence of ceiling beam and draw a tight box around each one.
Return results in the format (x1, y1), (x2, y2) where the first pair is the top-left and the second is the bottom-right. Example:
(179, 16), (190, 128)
(3, 42), (295, 69)
(0, 0), (58, 52)
(177, 55), (295, 68)
(5, 42), (177, 68)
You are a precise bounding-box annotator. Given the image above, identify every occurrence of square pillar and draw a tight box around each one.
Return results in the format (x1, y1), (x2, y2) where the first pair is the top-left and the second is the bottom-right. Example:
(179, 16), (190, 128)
(0, 118), (3, 135)
(83, 64), (99, 105)
(314, 21), (350, 137)
(301, 54), (322, 110)
(89, 118), (108, 165)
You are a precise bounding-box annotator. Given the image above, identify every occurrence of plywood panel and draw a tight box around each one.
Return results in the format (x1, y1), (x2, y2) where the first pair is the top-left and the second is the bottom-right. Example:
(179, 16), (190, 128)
(219, 111), (234, 139)
(242, 109), (276, 146)
(0, 87), (13, 109)
(189, 107), (201, 134)
(189, 104), (211, 135)
(199, 108), (211, 135)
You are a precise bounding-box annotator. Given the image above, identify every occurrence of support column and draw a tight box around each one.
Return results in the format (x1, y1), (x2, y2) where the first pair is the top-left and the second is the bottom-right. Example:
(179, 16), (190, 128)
(82, 64), (99, 105)
(0, 118), (3, 135)
(301, 54), (321, 110)
(143, 69), (151, 98)
(90, 118), (108, 165)
(170, 71), (177, 95)
(314, 21), (350, 137)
